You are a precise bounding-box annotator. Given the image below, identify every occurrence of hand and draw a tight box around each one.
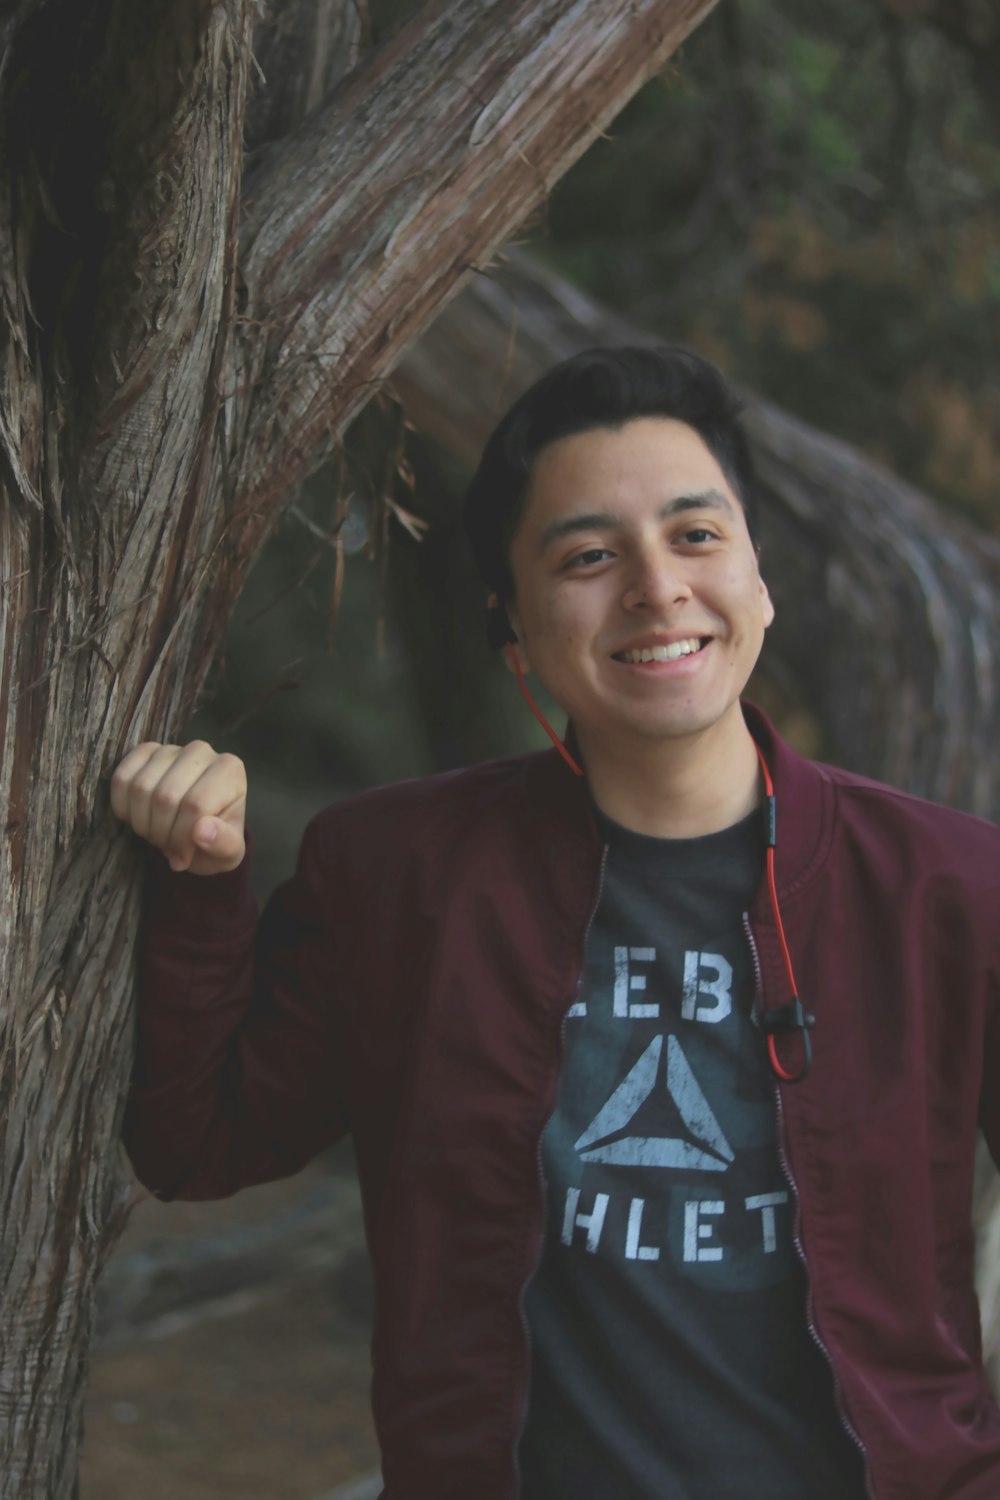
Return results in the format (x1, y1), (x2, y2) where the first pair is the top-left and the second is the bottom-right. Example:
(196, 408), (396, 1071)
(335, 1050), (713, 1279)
(110, 740), (248, 875)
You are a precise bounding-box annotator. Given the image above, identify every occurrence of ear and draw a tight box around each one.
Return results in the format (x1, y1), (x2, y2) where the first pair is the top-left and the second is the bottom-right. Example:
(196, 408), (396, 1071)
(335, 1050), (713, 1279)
(488, 592), (532, 674)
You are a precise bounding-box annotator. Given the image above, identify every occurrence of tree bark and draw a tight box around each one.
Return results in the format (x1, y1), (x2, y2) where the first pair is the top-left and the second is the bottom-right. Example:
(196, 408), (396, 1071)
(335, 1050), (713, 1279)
(394, 246), (1000, 819)
(227, 0), (721, 557)
(0, 2), (718, 1493)
(2, 9), (257, 1496)
(245, 0), (368, 155)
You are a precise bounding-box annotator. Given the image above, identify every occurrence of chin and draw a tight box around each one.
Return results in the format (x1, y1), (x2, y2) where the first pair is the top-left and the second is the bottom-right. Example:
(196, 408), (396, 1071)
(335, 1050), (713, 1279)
(627, 704), (736, 743)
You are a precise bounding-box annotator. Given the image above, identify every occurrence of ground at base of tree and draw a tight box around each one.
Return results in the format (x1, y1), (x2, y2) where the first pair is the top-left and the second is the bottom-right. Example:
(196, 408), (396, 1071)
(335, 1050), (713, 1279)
(81, 1153), (378, 1500)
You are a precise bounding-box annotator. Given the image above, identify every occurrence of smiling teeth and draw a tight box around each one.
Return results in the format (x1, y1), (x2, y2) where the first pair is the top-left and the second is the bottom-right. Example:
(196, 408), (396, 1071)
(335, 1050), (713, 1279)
(620, 638), (703, 663)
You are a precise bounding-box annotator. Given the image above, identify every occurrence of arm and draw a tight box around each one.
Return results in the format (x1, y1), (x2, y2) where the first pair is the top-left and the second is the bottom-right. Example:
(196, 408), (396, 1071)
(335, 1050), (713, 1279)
(113, 742), (349, 1200)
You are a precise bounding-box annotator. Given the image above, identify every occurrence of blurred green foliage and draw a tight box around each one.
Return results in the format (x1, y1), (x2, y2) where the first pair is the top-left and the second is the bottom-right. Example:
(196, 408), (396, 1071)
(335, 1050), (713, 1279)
(530, 0), (1000, 531)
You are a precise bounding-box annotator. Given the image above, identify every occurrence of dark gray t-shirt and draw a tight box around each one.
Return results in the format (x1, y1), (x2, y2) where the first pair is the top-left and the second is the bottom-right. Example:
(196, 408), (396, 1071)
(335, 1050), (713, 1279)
(518, 805), (865, 1499)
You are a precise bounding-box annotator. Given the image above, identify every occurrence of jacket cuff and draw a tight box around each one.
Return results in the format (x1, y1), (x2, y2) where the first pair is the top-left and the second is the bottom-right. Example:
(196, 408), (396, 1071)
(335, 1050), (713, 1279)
(142, 824), (256, 930)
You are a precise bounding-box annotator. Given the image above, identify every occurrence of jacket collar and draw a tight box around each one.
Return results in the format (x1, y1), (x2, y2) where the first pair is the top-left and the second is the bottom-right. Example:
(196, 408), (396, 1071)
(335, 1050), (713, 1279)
(740, 701), (834, 900)
(530, 700), (833, 902)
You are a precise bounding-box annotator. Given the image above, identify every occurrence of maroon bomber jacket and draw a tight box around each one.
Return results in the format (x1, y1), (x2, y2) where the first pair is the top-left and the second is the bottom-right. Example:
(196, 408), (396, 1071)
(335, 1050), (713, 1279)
(123, 703), (1000, 1500)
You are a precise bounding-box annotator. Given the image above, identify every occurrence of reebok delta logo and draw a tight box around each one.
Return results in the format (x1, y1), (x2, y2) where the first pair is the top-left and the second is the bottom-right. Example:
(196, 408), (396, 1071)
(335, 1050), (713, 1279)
(574, 1034), (734, 1171)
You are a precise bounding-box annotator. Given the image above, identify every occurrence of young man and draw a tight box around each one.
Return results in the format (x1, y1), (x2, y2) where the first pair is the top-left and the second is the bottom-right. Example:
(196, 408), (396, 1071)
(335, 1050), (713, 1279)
(113, 347), (1000, 1500)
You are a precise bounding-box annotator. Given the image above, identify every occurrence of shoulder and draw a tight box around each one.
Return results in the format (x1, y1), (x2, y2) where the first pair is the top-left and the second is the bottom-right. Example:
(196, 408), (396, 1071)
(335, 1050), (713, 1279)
(819, 759), (1000, 882)
(300, 750), (550, 873)
(323, 750), (545, 825)
(822, 758), (998, 843)
(747, 700), (998, 895)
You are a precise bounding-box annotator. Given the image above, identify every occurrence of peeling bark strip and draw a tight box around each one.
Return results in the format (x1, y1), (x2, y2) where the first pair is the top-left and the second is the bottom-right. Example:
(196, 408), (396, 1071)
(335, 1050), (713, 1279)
(230, 0), (719, 524)
(0, 3), (718, 1494)
(393, 248), (1000, 819)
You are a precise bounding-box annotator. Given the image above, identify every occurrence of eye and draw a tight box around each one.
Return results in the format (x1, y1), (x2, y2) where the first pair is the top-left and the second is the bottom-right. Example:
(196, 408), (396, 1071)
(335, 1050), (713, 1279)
(566, 547), (613, 569)
(679, 527), (717, 545)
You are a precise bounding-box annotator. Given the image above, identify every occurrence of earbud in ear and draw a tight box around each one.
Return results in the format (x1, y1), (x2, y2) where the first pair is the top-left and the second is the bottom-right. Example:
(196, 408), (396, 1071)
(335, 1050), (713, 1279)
(486, 601), (518, 651)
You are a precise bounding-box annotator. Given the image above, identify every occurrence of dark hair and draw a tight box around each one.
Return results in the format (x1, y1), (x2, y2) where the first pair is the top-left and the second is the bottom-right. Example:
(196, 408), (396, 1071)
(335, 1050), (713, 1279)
(462, 345), (756, 602)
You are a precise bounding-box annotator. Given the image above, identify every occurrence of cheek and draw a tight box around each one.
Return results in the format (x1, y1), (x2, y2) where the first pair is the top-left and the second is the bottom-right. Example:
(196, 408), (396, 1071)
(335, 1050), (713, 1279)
(518, 573), (615, 661)
(526, 590), (586, 643)
(721, 570), (770, 631)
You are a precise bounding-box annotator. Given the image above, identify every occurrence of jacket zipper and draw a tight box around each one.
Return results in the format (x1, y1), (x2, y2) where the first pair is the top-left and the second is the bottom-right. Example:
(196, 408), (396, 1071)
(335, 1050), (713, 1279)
(511, 842), (610, 1498)
(743, 912), (877, 1500)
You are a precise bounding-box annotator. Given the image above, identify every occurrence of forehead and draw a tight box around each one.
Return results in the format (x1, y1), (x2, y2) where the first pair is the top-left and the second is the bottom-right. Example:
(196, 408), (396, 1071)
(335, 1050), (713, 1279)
(520, 417), (736, 525)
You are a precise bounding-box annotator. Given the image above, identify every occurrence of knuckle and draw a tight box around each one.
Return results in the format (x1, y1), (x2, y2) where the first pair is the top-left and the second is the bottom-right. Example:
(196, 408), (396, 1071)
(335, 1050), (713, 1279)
(111, 743), (157, 781)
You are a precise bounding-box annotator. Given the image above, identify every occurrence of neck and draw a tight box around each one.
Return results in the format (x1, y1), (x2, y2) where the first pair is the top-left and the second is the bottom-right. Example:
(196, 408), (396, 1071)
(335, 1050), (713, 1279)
(575, 711), (763, 840)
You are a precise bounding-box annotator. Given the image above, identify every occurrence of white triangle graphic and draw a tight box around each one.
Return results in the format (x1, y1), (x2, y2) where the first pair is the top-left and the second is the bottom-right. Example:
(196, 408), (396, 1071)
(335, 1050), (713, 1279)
(575, 1035), (734, 1170)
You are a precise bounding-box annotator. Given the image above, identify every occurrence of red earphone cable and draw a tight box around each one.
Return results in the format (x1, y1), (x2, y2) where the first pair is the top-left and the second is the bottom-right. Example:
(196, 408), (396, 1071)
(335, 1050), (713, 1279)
(506, 646), (585, 777)
(754, 744), (807, 1081)
(504, 663), (806, 1079)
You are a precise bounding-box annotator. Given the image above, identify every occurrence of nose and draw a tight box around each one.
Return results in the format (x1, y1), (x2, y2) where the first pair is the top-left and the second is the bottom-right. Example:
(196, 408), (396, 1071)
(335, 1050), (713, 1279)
(622, 547), (692, 611)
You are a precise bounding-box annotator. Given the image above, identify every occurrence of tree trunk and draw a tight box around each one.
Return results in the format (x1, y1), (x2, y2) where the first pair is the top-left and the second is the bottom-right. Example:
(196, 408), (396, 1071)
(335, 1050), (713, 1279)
(0, 2), (718, 1493)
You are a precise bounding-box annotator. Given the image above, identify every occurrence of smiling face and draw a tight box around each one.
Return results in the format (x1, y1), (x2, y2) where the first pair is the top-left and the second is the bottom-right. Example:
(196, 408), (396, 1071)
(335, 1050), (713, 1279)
(505, 417), (774, 759)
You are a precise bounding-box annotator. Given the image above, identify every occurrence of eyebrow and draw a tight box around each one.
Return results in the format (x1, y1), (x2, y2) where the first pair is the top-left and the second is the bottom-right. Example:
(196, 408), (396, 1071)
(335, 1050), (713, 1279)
(537, 489), (735, 554)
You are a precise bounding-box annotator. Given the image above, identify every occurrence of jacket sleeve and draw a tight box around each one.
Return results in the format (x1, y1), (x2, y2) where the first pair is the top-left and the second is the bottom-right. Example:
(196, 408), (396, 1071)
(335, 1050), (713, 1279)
(121, 816), (350, 1201)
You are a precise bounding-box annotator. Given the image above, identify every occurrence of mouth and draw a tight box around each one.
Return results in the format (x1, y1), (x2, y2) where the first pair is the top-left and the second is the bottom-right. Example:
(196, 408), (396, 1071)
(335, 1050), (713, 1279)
(611, 636), (710, 665)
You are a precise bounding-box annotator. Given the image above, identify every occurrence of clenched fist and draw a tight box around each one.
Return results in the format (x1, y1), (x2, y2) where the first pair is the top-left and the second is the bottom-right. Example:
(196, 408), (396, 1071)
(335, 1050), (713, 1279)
(110, 740), (247, 876)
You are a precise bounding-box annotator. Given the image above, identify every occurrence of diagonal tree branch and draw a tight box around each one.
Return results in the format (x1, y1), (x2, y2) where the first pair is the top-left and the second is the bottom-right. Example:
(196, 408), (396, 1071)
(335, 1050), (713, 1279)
(227, 0), (719, 524)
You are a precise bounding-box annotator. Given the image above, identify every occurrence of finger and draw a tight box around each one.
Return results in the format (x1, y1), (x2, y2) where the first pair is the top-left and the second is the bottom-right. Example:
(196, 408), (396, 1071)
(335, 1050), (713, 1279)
(109, 742), (166, 822)
(117, 744), (185, 843)
(161, 757), (247, 871)
(185, 801), (246, 871)
(143, 741), (221, 853)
